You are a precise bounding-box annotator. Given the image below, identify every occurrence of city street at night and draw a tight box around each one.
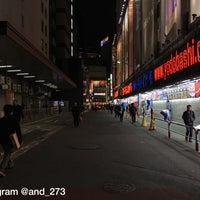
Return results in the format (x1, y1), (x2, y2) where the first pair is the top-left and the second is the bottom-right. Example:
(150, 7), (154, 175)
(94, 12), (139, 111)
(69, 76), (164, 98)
(0, 110), (200, 200)
(1, 1), (200, 199)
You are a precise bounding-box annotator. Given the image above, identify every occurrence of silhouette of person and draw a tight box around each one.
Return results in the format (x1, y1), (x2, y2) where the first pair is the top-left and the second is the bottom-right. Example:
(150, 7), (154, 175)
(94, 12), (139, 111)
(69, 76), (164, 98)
(0, 104), (23, 177)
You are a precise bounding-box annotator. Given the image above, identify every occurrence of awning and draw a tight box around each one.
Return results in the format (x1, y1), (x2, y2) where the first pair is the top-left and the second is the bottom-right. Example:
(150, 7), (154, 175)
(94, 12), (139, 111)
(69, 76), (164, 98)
(0, 21), (77, 90)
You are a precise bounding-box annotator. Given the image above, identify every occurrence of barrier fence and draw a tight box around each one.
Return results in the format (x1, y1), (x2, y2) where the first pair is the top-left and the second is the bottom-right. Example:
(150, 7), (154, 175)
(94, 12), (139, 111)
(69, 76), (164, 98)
(153, 117), (200, 152)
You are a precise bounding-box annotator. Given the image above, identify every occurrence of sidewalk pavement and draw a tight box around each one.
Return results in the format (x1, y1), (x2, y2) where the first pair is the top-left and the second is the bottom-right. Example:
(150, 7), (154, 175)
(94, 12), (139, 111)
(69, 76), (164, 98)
(21, 112), (71, 134)
(0, 111), (73, 157)
(124, 114), (200, 153)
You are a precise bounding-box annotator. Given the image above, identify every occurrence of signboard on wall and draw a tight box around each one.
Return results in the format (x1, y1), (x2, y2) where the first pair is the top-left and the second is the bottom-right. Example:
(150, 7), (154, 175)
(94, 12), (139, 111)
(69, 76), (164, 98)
(154, 38), (200, 82)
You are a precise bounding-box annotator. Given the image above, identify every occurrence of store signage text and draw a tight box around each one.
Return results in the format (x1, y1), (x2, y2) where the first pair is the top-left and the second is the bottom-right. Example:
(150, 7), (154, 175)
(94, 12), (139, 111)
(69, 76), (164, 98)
(132, 71), (153, 92)
(122, 82), (132, 96)
(154, 38), (200, 81)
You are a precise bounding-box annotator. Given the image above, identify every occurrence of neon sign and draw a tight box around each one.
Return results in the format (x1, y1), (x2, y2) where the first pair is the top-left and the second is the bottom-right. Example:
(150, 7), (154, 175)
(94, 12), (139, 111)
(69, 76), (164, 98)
(114, 90), (119, 98)
(100, 36), (109, 47)
(122, 82), (132, 96)
(132, 71), (153, 92)
(154, 38), (200, 81)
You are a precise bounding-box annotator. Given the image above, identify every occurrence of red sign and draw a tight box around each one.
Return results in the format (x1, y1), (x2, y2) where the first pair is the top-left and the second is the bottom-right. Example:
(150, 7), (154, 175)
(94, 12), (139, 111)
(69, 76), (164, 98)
(154, 38), (200, 81)
(122, 83), (132, 96)
(195, 81), (200, 97)
(114, 90), (119, 98)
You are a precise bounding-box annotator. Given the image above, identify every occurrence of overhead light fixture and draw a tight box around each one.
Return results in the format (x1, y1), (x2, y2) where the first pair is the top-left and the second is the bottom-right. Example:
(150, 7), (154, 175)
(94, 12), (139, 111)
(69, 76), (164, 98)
(44, 83), (53, 87)
(24, 75), (36, 78)
(51, 85), (58, 89)
(0, 65), (13, 68)
(16, 72), (29, 76)
(43, 83), (58, 89)
(7, 69), (22, 72)
(35, 80), (45, 83)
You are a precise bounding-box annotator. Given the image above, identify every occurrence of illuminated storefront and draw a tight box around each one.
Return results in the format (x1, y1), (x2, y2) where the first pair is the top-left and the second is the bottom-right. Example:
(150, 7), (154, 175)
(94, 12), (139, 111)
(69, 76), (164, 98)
(89, 80), (107, 105)
(113, 0), (200, 123)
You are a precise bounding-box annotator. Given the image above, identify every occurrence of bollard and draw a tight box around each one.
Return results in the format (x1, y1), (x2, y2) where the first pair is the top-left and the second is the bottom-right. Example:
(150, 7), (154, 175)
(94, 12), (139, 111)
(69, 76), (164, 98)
(149, 108), (156, 131)
(135, 111), (138, 122)
(168, 121), (171, 139)
(195, 129), (199, 152)
(141, 108), (147, 127)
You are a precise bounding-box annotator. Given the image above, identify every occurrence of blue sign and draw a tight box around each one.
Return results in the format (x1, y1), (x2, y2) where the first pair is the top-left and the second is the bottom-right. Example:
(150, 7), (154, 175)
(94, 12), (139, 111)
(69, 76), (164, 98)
(132, 70), (153, 92)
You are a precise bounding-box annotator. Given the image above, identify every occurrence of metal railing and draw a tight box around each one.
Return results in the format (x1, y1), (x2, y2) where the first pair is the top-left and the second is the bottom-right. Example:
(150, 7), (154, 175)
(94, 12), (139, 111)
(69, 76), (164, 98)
(153, 117), (200, 152)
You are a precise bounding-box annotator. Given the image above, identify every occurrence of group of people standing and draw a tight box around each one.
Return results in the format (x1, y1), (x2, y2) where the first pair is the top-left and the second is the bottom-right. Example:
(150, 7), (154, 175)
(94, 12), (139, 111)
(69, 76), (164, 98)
(0, 100), (24, 177)
(113, 103), (137, 123)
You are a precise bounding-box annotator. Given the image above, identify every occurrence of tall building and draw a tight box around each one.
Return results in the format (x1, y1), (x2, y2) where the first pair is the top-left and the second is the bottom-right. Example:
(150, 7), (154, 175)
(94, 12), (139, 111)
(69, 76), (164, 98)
(0, 0), (77, 112)
(113, 0), (200, 124)
(49, 0), (78, 67)
(0, 0), (50, 57)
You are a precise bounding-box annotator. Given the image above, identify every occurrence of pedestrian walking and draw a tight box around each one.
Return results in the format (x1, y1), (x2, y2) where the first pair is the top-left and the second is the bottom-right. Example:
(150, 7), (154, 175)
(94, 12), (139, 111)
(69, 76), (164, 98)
(0, 104), (23, 177)
(114, 105), (118, 118)
(71, 102), (81, 127)
(119, 104), (125, 122)
(79, 105), (84, 122)
(182, 105), (195, 142)
(129, 103), (137, 123)
(125, 105), (129, 119)
(12, 99), (24, 122)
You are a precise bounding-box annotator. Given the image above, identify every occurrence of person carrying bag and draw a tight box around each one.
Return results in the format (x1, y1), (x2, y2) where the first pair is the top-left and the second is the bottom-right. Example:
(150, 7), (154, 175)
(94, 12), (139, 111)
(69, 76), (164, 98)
(0, 104), (23, 177)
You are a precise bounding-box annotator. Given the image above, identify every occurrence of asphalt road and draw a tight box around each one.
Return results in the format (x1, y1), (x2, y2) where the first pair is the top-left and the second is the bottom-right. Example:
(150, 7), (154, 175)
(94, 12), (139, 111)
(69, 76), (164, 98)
(0, 110), (200, 200)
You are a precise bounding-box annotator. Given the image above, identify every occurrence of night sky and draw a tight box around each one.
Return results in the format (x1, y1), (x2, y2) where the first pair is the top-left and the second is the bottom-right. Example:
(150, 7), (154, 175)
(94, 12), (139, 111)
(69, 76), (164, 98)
(75, 0), (116, 52)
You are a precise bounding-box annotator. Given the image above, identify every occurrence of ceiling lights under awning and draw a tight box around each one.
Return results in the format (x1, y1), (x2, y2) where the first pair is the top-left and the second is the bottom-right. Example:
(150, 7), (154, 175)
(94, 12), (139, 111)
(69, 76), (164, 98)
(0, 21), (77, 90)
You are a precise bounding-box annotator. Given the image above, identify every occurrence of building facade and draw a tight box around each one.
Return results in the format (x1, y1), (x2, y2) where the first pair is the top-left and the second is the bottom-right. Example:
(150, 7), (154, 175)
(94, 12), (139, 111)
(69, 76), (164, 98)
(0, 0), (49, 57)
(0, 0), (77, 116)
(113, 0), (200, 124)
(50, 0), (78, 67)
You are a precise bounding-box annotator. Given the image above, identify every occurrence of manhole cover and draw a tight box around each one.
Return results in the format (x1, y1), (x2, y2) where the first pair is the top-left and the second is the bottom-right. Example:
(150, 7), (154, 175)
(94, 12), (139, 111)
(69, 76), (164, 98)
(103, 181), (136, 193)
(70, 144), (101, 150)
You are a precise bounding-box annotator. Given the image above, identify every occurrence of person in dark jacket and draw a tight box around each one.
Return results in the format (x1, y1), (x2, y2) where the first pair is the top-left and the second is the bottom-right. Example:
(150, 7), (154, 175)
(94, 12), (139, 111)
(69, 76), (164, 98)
(129, 103), (137, 123)
(12, 99), (24, 122)
(0, 104), (23, 177)
(71, 102), (81, 127)
(119, 104), (125, 122)
(182, 105), (195, 142)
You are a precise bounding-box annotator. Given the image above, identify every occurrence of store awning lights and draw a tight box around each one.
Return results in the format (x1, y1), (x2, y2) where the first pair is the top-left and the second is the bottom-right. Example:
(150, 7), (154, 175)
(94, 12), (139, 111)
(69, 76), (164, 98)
(35, 80), (45, 83)
(7, 69), (21, 72)
(0, 65), (13, 68)
(16, 72), (29, 76)
(24, 75), (36, 78)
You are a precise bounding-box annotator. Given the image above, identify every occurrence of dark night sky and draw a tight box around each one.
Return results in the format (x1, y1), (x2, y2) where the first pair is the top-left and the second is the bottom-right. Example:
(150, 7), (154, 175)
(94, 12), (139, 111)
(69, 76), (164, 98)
(75, 0), (116, 52)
